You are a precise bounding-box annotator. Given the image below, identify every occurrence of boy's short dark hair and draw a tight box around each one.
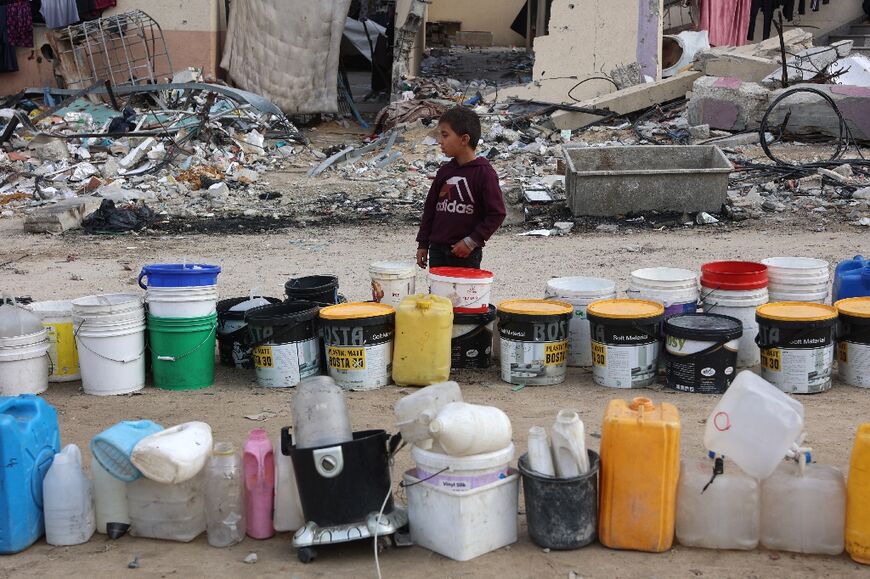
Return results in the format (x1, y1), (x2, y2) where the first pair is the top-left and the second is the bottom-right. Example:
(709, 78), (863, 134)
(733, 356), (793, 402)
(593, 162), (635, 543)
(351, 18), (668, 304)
(439, 106), (481, 149)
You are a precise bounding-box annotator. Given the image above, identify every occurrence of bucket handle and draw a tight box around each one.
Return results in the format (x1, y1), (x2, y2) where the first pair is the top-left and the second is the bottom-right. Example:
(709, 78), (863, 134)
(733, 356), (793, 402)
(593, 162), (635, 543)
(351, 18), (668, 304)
(149, 322), (217, 363)
(137, 270), (148, 290)
(74, 320), (146, 364)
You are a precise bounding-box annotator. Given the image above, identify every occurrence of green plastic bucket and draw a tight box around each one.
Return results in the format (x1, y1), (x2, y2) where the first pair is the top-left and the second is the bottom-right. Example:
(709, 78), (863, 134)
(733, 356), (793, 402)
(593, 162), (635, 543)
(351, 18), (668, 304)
(147, 313), (217, 390)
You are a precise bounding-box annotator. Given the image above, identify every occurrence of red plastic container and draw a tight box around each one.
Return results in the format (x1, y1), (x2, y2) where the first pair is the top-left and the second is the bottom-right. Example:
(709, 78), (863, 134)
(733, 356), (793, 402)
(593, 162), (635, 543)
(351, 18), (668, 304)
(700, 261), (768, 291)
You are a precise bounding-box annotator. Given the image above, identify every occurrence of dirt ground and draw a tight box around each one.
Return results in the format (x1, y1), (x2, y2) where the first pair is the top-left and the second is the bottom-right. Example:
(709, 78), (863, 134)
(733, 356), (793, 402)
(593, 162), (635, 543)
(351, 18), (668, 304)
(1, 216), (868, 579)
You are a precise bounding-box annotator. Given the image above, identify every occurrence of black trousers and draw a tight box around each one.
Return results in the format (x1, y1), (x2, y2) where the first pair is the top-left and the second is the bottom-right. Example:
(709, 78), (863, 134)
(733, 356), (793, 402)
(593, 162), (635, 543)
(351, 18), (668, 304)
(428, 243), (483, 269)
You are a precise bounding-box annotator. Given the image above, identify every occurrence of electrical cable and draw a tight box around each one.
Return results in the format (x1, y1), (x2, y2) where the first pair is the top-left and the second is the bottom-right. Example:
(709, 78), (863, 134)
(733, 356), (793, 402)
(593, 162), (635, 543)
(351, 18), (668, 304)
(567, 76), (620, 103)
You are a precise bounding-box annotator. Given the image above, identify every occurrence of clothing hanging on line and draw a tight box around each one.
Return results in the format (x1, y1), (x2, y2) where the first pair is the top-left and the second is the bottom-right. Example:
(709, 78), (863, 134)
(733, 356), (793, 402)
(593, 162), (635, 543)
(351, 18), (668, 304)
(698, 0), (753, 47)
(6, 0), (33, 47)
(40, 0), (79, 29)
(0, 4), (19, 73)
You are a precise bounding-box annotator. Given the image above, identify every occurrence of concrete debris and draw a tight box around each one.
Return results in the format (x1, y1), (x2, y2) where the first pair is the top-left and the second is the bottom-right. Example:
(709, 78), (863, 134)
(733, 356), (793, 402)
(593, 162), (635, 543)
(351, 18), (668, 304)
(686, 77), (770, 132)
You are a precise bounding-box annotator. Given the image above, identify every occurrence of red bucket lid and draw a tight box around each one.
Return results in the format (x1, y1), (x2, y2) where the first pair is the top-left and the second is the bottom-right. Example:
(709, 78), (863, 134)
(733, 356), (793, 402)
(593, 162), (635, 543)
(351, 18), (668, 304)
(429, 267), (493, 280)
(700, 261), (768, 290)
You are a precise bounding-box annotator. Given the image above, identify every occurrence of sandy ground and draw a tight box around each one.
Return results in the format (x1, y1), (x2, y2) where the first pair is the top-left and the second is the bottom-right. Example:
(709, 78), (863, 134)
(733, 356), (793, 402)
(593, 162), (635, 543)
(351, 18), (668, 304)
(1, 217), (868, 579)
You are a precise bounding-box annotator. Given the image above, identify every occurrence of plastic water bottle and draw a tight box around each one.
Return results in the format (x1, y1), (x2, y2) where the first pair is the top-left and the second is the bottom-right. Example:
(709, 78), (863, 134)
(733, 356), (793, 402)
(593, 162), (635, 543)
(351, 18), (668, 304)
(273, 436), (305, 532)
(43, 444), (95, 546)
(292, 376), (353, 449)
(205, 442), (245, 547)
(527, 426), (555, 477)
(91, 455), (129, 535)
(428, 402), (512, 457)
(244, 429), (275, 539)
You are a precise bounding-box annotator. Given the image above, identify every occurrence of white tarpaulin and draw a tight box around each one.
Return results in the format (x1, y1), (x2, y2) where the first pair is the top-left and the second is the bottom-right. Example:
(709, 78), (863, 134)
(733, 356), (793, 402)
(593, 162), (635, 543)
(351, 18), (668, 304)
(221, 0), (352, 115)
(344, 17), (386, 62)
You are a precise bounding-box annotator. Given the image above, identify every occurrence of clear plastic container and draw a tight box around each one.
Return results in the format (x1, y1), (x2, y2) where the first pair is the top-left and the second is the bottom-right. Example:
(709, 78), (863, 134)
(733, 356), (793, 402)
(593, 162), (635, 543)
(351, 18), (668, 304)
(392, 294), (454, 386)
(273, 436), (304, 532)
(394, 381), (462, 450)
(128, 471), (206, 542)
(550, 410), (589, 478)
(292, 376), (353, 449)
(243, 429), (275, 539)
(43, 444), (95, 546)
(91, 455), (129, 534)
(131, 421), (213, 484)
(205, 442), (245, 547)
(760, 455), (846, 555)
(428, 402), (512, 457)
(703, 370), (805, 480)
(676, 456), (760, 550)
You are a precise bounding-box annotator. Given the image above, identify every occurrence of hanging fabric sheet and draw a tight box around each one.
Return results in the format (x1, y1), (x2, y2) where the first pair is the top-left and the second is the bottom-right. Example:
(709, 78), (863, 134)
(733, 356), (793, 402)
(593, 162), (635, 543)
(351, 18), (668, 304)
(6, 0), (33, 47)
(40, 0), (79, 29)
(0, 3), (19, 72)
(699, 0), (752, 47)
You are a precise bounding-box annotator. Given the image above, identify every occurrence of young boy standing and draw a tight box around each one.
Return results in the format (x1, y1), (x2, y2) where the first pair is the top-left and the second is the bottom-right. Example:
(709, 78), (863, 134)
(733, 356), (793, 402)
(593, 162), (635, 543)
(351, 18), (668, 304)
(416, 107), (506, 270)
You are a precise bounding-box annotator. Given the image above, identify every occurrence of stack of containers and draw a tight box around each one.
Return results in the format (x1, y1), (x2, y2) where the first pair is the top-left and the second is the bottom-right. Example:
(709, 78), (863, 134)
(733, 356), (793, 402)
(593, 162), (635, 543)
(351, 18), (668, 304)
(140, 264), (221, 391)
(397, 383), (519, 561)
(762, 257), (830, 303)
(428, 267), (497, 369)
(72, 294), (146, 396)
(627, 267), (699, 318)
(0, 304), (51, 396)
(544, 277), (617, 367)
(700, 261), (768, 367)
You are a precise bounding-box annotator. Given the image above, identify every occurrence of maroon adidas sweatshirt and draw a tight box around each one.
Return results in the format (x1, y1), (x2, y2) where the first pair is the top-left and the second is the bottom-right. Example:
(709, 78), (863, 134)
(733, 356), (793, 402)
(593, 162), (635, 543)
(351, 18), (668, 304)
(416, 157), (507, 249)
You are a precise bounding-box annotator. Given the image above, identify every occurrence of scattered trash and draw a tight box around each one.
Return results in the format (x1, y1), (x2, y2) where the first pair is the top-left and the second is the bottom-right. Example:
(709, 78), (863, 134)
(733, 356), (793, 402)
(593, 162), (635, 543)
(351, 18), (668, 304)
(128, 556), (140, 569)
(82, 200), (156, 234)
(243, 552), (258, 564)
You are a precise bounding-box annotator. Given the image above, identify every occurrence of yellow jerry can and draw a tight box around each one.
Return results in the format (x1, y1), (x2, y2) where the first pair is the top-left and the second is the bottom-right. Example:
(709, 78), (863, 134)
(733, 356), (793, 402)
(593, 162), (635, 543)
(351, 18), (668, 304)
(392, 294), (454, 386)
(847, 423), (870, 565)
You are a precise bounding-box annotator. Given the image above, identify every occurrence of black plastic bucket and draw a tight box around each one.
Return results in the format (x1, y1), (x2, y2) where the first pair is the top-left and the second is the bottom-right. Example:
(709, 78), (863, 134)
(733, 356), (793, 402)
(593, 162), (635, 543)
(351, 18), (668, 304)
(284, 275), (341, 305)
(216, 296), (283, 369)
(245, 301), (321, 388)
(664, 313), (743, 394)
(281, 428), (393, 527)
(519, 450), (600, 550)
(452, 305), (496, 369)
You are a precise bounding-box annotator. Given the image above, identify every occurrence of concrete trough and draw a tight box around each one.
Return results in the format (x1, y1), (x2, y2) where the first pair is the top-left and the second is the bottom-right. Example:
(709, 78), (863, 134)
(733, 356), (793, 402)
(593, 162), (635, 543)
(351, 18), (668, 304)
(563, 145), (733, 217)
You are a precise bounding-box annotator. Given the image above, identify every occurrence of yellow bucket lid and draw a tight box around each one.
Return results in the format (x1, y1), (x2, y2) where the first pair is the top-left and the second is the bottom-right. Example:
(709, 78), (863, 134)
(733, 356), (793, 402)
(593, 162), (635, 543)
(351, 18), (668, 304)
(835, 297), (870, 319)
(586, 299), (664, 320)
(756, 301), (838, 322)
(497, 299), (573, 316)
(319, 302), (395, 320)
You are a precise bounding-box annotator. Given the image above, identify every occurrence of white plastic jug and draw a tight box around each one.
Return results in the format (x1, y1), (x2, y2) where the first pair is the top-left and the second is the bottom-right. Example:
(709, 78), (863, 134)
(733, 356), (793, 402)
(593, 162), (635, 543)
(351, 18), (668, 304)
(273, 437), (305, 532)
(550, 410), (589, 478)
(292, 376), (353, 449)
(760, 454), (846, 555)
(428, 402), (512, 457)
(394, 381), (463, 450)
(676, 456), (760, 550)
(703, 370), (804, 480)
(526, 426), (555, 477)
(92, 455), (129, 534)
(205, 442), (245, 547)
(131, 421), (213, 484)
(43, 444), (95, 546)
(128, 471), (206, 542)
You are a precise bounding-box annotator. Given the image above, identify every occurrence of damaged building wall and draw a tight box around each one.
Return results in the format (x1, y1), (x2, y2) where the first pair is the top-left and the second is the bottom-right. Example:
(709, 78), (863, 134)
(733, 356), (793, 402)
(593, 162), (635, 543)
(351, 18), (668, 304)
(1, 0), (226, 94)
(427, 0), (527, 46)
(394, 0), (427, 82)
(746, 0), (866, 43)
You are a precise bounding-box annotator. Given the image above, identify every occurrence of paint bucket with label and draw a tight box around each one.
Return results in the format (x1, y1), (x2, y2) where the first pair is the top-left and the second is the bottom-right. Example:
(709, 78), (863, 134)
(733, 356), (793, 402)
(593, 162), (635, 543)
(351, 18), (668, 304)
(756, 302), (838, 394)
(497, 299), (572, 386)
(411, 443), (514, 491)
(702, 287), (769, 368)
(452, 305), (496, 369)
(586, 299), (665, 389)
(762, 257), (830, 304)
(27, 300), (80, 382)
(245, 301), (321, 388)
(834, 297), (870, 388)
(627, 268), (699, 318)
(216, 296), (282, 369)
(370, 262), (416, 307)
(664, 313), (742, 394)
(319, 302), (395, 391)
(284, 275), (341, 305)
(429, 267), (494, 313)
(544, 277), (617, 367)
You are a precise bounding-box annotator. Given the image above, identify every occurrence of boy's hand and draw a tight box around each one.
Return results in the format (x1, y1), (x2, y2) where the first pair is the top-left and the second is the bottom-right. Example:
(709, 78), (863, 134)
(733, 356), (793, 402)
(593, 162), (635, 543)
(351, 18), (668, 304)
(416, 248), (428, 269)
(451, 239), (472, 258)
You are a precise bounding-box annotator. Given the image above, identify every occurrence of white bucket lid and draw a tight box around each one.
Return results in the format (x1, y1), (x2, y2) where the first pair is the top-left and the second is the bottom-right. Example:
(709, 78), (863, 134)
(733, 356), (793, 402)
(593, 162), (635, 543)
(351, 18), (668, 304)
(370, 261), (416, 276)
(630, 267), (698, 288)
(545, 277), (616, 299)
(761, 257), (828, 271)
(412, 442), (514, 471)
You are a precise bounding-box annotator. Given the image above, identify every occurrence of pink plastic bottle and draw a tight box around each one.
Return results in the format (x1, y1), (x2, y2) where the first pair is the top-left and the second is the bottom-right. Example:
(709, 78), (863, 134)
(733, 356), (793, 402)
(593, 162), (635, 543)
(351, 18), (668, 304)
(244, 428), (275, 539)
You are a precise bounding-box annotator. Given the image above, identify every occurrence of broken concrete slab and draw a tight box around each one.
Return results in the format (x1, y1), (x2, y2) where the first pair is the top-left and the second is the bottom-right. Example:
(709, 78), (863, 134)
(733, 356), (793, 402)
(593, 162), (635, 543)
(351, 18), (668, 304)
(763, 41), (854, 85)
(686, 76), (770, 132)
(742, 29), (815, 60)
(766, 83), (870, 141)
(24, 198), (101, 234)
(551, 71), (703, 131)
(694, 51), (780, 83)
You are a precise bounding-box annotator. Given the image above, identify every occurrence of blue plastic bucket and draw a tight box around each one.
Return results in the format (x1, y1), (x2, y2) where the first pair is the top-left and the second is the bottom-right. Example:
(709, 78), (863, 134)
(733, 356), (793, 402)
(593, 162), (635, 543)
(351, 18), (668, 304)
(90, 420), (163, 481)
(138, 263), (221, 289)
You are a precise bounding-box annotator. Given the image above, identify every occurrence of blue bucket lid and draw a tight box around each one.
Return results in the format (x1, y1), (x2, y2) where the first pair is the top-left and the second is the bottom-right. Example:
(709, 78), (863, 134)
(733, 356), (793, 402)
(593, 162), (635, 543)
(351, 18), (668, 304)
(90, 420), (163, 482)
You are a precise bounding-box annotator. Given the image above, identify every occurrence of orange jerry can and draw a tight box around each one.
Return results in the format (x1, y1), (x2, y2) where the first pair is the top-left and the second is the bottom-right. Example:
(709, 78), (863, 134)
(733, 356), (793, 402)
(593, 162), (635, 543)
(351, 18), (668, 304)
(847, 423), (870, 565)
(599, 397), (681, 552)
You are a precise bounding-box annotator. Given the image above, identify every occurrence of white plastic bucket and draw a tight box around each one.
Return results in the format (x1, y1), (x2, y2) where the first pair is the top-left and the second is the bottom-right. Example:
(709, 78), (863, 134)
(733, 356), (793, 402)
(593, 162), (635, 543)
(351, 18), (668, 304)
(627, 267), (699, 316)
(369, 262), (416, 307)
(412, 443), (514, 491)
(544, 277), (617, 367)
(702, 287), (768, 367)
(429, 268), (493, 313)
(72, 294), (142, 317)
(146, 285), (218, 318)
(75, 316), (146, 396)
(27, 300), (80, 382)
(763, 257), (830, 303)
(0, 329), (50, 396)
